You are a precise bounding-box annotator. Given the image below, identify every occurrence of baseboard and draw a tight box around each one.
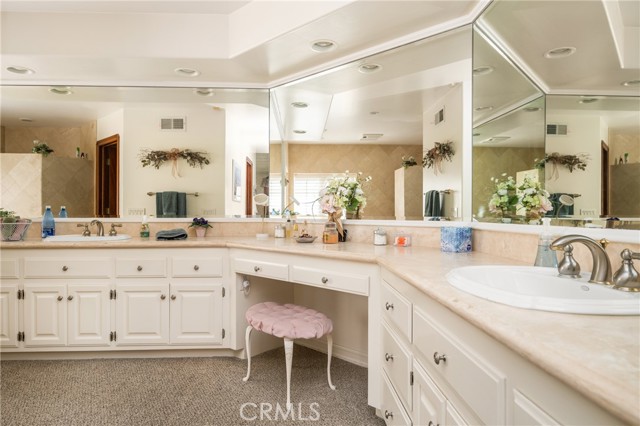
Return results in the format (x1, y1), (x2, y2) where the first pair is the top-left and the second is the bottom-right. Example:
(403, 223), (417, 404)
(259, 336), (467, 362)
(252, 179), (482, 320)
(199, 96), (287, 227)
(295, 339), (368, 368)
(0, 348), (243, 361)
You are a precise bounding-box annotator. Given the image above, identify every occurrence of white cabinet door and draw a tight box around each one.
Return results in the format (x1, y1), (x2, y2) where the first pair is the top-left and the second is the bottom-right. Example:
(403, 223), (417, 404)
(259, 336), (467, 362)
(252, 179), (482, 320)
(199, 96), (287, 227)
(412, 361), (446, 426)
(24, 283), (67, 347)
(0, 283), (19, 348)
(116, 282), (169, 345)
(169, 282), (223, 345)
(68, 283), (111, 346)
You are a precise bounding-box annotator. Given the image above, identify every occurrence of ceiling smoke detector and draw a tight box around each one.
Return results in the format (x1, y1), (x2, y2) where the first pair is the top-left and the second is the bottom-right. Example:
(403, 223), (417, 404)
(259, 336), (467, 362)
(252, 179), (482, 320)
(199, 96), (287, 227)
(474, 105), (494, 112)
(311, 40), (336, 52)
(293, 130), (307, 134)
(19, 118), (33, 122)
(544, 47), (576, 59)
(578, 98), (599, 104)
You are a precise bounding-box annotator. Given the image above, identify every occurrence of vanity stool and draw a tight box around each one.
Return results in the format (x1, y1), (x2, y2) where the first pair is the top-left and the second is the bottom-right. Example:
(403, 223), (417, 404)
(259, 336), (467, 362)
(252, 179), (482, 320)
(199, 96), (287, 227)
(242, 302), (336, 408)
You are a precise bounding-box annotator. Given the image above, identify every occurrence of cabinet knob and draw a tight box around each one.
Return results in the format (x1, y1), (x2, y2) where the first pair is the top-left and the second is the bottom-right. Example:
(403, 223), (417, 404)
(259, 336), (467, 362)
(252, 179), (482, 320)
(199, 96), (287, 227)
(385, 302), (394, 311)
(160, 294), (166, 300)
(67, 295), (73, 301)
(137, 265), (143, 271)
(254, 266), (261, 272)
(193, 265), (200, 271)
(57, 295), (63, 301)
(433, 352), (447, 365)
(171, 294), (176, 300)
(321, 277), (329, 284)
(385, 353), (394, 362)
(62, 266), (68, 272)
(384, 410), (393, 420)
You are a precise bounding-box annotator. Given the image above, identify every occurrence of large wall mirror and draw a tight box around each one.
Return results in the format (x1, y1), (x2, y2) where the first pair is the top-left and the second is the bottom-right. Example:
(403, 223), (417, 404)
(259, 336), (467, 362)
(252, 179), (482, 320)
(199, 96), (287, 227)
(473, 0), (640, 229)
(270, 25), (472, 221)
(0, 86), (269, 219)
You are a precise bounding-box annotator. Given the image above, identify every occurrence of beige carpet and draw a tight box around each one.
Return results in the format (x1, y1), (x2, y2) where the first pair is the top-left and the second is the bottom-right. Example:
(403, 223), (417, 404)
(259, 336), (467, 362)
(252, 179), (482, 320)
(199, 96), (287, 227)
(0, 345), (385, 425)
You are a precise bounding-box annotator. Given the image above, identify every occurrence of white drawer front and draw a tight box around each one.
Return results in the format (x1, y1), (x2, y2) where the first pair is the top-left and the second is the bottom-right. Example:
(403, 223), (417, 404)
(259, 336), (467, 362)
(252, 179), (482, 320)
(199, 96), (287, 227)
(290, 265), (369, 296)
(381, 279), (412, 340)
(116, 258), (167, 278)
(172, 257), (223, 278)
(0, 259), (19, 279)
(382, 321), (412, 412)
(413, 305), (506, 426)
(381, 371), (413, 426)
(24, 258), (111, 278)
(234, 258), (288, 281)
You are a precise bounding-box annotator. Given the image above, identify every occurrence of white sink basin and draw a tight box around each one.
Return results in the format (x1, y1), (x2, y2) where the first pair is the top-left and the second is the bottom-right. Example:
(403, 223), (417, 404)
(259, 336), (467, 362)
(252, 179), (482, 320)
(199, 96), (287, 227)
(43, 234), (132, 242)
(446, 266), (640, 315)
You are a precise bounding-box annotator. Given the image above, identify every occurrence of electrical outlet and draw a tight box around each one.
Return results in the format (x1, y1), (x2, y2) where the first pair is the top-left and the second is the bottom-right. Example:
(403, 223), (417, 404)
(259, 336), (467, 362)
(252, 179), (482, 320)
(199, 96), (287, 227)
(202, 209), (216, 216)
(581, 209), (596, 216)
(128, 208), (146, 216)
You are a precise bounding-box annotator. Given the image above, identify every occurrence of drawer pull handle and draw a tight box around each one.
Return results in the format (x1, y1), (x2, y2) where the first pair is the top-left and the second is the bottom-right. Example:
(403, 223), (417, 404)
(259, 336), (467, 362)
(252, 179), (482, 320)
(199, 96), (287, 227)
(385, 353), (394, 362)
(321, 277), (329, 284)
(67, 295), (73, 301)
(62, 266), (68, 272)
(433, 352), (447, 365)
(160, 294), (166, 300)
(137, 265), (143, 272)
(254, 266), (261, 272)
(171, 294), (176, 300)
(385, 302), (394, 310)
(193, 265), (200, 271)
(384, 410), (393, 420)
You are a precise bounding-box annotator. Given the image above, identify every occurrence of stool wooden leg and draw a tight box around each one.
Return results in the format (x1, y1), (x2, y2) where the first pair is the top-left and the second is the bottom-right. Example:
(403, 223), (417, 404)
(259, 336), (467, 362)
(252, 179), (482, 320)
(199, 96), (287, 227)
(327, 333), (336, 390)
(284, 338), (294, 409)
(242, 326), (253, 382)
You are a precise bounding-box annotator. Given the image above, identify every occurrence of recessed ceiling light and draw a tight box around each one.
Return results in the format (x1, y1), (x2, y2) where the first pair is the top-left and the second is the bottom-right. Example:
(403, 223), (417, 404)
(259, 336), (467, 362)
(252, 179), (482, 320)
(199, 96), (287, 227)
(194, 88), (214, 96)
(621, 79), (640, 87)
(19, 118), (33, 122)
(523, 107), (541, 112)
(474, 106), (494, 112)
(291, 102), (309, 108)
(174, 68), (200, 77)
(6, 66), (35, 75)
(358, 63), (382, 74)
(49, 86), (73, 95)
(311, 39), (336, 52)
(578, 98), (599, 104)
(544, 47), (576, 59)
(369, 111), (380, 115)
(473, 66), (494, 76)
(293, 130), (307, 134)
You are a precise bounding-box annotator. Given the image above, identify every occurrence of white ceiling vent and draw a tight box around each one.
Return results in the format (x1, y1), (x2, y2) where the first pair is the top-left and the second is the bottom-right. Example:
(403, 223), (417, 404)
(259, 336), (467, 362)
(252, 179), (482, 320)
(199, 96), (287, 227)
(361, 133), (383, 141)
(160, 117), (186, 131)
(546, 124), (567, 135)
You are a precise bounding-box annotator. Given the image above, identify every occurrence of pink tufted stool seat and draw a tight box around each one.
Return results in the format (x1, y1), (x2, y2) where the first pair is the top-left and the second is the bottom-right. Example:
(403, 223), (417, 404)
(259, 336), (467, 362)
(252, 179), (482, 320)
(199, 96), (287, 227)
(242, 302), (336, 408)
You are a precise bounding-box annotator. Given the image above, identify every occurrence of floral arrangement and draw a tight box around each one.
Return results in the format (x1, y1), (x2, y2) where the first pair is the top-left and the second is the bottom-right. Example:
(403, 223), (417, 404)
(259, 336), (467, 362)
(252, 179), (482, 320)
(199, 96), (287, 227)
(401, 156), (418, 168)
(488, 174), (518, 217)
(32, 140), (54, 157)
(319, 172), (372, 217)
(517, 177), (552, 219)
(189, 217), (212, 228)
(422, 140), (455, 174)
(139, 148), (210, 177)
(535, 152), (589, 180)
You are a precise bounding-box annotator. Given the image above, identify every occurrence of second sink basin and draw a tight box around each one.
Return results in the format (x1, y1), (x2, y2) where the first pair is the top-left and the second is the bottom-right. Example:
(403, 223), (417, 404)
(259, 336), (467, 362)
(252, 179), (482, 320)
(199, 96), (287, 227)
(446, 265), (640, 315)
(44, 234), (132, 242)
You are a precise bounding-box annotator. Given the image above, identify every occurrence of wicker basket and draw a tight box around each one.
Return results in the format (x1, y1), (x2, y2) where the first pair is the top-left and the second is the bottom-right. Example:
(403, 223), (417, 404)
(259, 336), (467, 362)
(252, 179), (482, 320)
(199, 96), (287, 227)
(1, 219), (32, 241)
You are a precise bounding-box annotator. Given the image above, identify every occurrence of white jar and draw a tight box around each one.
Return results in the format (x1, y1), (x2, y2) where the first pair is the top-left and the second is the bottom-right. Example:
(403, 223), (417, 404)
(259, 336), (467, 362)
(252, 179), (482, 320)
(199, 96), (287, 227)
(275, 224), (285, 238)
(373, 228), (387, 246)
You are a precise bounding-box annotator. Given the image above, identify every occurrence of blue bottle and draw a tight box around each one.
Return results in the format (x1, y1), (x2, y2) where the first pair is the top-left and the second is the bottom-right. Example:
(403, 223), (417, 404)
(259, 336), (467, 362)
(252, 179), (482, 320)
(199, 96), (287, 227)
(42, 205), (56, 238)
(59, 206), (68, 218)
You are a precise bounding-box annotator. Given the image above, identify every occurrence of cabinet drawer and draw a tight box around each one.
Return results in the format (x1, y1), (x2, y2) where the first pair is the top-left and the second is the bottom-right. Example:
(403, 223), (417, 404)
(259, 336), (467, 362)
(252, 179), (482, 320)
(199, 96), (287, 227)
(381, 371), (412, 426)
(172, 257), (223, 278)
(381, 279), (411, 340)
(0, 258), (19, 279)
(234, 258), (288, 281)
(24, 258), (111, 278)
(116, 258), (167, 278)
(290, 265), (369, 296)
(382, 321), (412, 412)
(413, 305), (506, 426)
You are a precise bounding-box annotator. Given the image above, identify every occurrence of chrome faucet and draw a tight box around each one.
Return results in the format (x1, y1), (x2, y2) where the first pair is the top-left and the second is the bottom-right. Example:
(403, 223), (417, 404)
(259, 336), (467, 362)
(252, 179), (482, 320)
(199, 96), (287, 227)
(550, 235), (612, 286)
(90, 219), (104, 237)
(612, 249), (640, 292)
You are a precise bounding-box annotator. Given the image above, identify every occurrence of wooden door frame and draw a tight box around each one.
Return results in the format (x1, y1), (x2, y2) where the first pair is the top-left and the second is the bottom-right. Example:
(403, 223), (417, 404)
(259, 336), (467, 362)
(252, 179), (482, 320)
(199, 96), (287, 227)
(601, 140), (609, 217)
(95, 134), (120, 217)
(245, 157), (253, 217)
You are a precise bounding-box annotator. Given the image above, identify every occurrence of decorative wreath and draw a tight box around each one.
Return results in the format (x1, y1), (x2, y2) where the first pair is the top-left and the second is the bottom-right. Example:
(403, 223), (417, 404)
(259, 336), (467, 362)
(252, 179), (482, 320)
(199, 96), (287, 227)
(139, 148), (210, 177)
(401, 156), (418, 169)
(422, 140), (455, 174)
(535, 152), (589, 180)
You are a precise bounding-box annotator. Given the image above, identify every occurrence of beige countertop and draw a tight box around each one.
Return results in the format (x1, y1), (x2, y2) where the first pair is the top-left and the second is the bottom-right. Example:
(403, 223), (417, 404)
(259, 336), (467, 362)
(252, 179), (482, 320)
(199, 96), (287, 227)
(3, 236), (639, 424)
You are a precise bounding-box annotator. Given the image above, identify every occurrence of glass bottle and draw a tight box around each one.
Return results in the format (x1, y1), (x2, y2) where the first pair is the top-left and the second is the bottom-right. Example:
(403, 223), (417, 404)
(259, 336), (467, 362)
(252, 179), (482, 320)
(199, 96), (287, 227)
(323, 222), (339, 244)
(59, 206), (68, 218)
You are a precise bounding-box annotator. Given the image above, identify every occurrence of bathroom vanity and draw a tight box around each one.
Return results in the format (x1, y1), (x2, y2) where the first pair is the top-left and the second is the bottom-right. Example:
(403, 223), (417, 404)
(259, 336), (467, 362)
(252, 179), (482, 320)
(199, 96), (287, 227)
(0, 237), (637, 425)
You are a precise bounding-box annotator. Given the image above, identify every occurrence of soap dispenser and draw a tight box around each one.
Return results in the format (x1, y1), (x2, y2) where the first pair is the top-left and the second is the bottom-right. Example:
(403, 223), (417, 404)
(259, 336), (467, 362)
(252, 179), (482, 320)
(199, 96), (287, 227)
(534, 218), (558, 267)
(140, 215), (150, 239)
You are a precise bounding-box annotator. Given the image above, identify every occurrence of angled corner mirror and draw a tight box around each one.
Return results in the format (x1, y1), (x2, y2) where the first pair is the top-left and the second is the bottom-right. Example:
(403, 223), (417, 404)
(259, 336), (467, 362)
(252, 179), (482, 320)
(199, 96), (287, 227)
(270, 25), (472, 221)
(0, 86), (270, 219)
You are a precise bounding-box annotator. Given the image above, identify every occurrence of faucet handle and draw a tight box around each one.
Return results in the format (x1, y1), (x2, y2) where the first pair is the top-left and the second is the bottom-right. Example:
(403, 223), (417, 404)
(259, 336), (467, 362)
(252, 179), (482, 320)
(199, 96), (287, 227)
(77, 223), (91, 236)
(612, 249), (640, 292)
(599, 238), (610, 249)
(109, 223), (122, 236)
(557, 244), (581, 278)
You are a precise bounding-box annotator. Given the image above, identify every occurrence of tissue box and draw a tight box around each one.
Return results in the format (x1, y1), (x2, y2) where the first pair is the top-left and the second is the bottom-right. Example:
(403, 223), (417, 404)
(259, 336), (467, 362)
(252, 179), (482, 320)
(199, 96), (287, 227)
(440, 227), (472, 252)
